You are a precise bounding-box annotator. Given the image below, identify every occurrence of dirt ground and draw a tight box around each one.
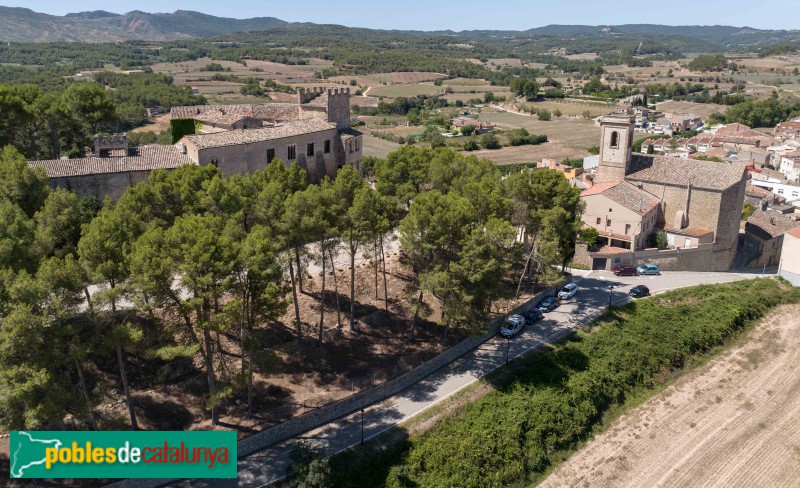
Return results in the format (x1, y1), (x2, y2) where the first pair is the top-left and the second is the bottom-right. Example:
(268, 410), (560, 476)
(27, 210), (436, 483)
(540, 304), (800, 488)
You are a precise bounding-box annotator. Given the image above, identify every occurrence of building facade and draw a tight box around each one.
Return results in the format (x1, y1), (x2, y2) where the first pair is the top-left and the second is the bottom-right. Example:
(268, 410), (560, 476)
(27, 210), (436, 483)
(581, 113), (748, 271)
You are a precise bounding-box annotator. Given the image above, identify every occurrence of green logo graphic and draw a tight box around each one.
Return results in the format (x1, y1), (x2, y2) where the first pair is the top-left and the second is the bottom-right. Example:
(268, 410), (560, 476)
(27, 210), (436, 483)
(10, 431), (237, 479)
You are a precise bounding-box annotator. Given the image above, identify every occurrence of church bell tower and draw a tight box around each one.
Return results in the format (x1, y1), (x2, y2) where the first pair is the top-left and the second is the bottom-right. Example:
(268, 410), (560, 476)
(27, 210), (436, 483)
(596, 114), (635, 183)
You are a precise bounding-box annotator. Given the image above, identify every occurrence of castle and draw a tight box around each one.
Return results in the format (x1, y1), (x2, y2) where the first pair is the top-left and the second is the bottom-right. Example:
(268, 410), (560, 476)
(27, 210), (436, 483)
(578, 113), (748, 272)
(27, 87), (362, 201)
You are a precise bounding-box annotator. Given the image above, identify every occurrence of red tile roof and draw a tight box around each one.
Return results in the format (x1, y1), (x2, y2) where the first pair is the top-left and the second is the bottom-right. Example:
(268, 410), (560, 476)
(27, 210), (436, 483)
(786, 226), (800, 239)
(581, 181), (619, 196)
(591, 245), (632, 255)
(669, 227), (714, 237)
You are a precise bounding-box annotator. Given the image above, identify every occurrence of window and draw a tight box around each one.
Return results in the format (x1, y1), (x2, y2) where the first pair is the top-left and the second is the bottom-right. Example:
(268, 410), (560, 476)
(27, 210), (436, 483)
(267, 148), (275, 162)
(307, 143), (315, 157)
(609, 208), (613, 213)
(606, 219), (611, 227)
(625, 224), (631, 234)
(610, 131), (619, 148)
(596, 217), (601, 225)
(355, 139), (359, 151)
(324, 140), (331, 154)
(778, 189), (784, 195)
(288, 145), (296, 160)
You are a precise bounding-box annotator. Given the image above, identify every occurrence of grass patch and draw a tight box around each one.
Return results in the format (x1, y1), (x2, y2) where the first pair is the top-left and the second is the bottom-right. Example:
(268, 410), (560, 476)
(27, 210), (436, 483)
(322, 278), (800, 487)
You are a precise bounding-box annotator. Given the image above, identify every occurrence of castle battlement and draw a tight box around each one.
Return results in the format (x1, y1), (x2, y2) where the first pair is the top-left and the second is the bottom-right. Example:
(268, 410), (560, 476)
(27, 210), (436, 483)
(94, 133), (128, 157)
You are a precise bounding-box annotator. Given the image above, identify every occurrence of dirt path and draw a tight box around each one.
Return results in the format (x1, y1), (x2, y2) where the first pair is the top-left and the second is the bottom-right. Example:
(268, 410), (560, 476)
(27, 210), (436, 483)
(540, 304), (800, 488)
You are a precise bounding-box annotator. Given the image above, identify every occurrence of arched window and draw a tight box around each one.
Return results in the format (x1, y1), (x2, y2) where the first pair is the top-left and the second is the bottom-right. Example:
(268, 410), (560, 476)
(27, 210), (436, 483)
(610, 131), (619, 148)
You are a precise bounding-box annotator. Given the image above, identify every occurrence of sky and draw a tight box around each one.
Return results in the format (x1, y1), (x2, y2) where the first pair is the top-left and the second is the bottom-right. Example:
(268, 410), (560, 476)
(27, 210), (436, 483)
(3, 0), (800, 31)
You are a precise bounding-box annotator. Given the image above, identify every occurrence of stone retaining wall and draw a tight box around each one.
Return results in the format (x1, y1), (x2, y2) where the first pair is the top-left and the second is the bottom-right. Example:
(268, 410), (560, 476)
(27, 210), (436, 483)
(107, 281), (566, 488)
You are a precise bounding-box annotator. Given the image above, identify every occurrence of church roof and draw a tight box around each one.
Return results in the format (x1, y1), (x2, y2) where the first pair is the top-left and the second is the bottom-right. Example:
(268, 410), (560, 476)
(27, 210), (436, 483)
(626, 154), (747, 191)
(27, 146), (194, 178)
(582, 181), (659, 215)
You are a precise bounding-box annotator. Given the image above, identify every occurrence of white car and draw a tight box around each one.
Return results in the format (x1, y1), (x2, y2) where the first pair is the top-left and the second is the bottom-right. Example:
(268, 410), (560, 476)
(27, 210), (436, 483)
(499, 314), (526, 338)
(558, 283), (579, 300)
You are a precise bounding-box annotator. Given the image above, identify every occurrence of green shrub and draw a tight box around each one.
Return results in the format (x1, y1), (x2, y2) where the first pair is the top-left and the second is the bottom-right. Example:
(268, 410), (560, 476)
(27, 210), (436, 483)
(330, 279), (800, 488)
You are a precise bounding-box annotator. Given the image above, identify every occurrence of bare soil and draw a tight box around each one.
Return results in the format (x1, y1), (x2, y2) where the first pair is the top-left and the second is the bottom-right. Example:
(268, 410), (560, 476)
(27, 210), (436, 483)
(540, 304), (800, 488)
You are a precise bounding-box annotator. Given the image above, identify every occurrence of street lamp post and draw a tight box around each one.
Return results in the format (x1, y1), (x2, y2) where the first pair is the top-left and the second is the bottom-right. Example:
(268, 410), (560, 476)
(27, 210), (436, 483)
(608, 284), (614, 307)
(360, 409), (365, 446)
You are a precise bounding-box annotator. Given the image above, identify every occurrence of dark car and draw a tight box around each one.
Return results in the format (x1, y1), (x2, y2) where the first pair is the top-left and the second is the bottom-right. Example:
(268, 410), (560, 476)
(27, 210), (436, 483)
(629, 285), (650, 298)
(522, 308), (543, 325)
(612, 264), (638, 276)
(538, 296), (559, 313)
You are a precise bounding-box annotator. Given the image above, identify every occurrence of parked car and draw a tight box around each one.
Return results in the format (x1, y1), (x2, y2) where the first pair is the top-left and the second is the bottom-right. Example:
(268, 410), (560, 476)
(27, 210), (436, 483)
(558, 283), (579, 300)
(612, 264), (638, 276)
(636, 263), (660, 275)
(538, 296), (560, 313)
(629, 285), (650, 298)
(522, 308), (543, 325)
(499, 314), (526, 338)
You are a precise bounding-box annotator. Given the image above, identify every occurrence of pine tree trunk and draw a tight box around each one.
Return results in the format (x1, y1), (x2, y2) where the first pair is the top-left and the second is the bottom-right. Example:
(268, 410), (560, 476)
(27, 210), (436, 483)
(374, 238), (379, 299)
(203, 327), (218, 426)
(247, 339), (254, 419)
(328, 247), (342, 331)
(294, 247), (304, 293)
(288, 258), (303, 344)
(116, 346), (138, 430)
(380, 234), (389, 312)
(409, 289), (423, 340)
(83, 287), (95, 318)
(349, 243), (356, 332)
(75, 360), (97, 431)
(318, 244), (326, 347)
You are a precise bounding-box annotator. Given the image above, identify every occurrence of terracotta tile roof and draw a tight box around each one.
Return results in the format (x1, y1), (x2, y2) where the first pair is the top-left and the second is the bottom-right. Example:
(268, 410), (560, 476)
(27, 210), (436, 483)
(669, 226), (714, 237)
(786, 226), (800, 239)
(193, 112), (262, 126)
(746, 210), (797, 240)
(27, 146), (194, 178)
(171, 103), (302, 122)
(626, 154), (747, 191)
(601, 181), (660, 215)
(581, 181), (619, 197)
(745, 184), (770, 198)
(591, 245), (632, 255)
(182, 119), (337, 150)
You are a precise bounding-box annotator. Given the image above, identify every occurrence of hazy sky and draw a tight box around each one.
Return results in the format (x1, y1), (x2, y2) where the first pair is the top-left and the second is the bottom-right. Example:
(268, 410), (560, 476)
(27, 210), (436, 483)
(4, 0), (800, 31)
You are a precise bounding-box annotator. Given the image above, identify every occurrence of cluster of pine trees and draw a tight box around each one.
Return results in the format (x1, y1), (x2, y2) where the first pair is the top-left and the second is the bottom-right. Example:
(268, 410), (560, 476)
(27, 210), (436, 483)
(0, 144), (582, 433)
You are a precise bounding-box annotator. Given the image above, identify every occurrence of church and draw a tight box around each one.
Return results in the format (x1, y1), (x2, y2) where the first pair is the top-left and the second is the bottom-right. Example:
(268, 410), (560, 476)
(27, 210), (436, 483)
(577, 113), (748, 272)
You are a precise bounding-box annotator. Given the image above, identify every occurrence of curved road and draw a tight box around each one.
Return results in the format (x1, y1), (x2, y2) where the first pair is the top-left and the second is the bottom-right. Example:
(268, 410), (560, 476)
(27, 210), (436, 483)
(179, 269), (769, 487)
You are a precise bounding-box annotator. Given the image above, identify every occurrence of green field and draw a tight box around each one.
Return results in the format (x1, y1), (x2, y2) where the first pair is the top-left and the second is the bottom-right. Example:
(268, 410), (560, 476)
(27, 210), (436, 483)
(478, 109), (601, 151)
(368, 84), (448, 98)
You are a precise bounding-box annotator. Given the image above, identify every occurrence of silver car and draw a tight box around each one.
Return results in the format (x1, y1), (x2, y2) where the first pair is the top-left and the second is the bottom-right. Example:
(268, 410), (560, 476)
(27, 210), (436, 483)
(558, 283), (579, 300)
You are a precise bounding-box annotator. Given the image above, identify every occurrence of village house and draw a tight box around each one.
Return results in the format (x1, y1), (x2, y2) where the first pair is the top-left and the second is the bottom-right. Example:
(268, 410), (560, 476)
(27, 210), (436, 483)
(775, 119), (800, 140)
(744, 210), (798, 269)
(27, 87), (363, 200)
(577, 113), (748, 272)
(778, 152), (800, 182)
(450, 116), (493, 133)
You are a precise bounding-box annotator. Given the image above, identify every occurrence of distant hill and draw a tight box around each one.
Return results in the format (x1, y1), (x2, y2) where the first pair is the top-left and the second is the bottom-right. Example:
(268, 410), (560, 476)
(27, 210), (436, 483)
(523, 24), (800, 49)
(0, 7), (799, 50)
(0, 6), (290, 42)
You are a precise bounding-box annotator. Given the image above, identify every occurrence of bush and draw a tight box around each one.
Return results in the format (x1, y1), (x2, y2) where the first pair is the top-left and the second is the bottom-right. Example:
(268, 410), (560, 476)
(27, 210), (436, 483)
(463, 139), (479, 151)
(430, 135), (447, 149)
(328, 279), (800, 487)
(480, 132), (501, 149)
(538, 109), (552, 121)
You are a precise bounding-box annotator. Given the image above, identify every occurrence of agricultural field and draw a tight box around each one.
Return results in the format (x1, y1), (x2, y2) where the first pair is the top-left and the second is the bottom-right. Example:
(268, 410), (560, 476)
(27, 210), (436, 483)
(655, 100), (730, 117)
(330, 72), (445, 86)
(362, 133), (403, 158)
(460, 143), (586, 165)
(477, 107), (601, 151)
(518, 99), (617, 117)
(542, 302), (800, 488)
(367, 83), (448, 98)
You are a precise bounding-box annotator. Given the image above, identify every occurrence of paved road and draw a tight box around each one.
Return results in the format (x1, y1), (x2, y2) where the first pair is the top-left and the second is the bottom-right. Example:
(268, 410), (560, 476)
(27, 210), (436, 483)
(179, 270), (768, 487)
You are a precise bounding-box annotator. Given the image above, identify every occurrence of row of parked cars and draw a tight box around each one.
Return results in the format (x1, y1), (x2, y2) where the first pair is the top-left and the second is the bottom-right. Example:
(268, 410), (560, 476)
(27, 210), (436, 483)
(612, 263), (660, 276)
(499, 283), (579, 338)
(500, 277), (655, 339)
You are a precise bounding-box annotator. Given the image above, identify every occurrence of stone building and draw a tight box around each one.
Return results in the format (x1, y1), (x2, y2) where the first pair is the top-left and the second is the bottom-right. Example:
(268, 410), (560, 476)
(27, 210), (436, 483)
(27, 88), (362, 200)
(744, 210), (797, 269)
(579, 113), (748, 271)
